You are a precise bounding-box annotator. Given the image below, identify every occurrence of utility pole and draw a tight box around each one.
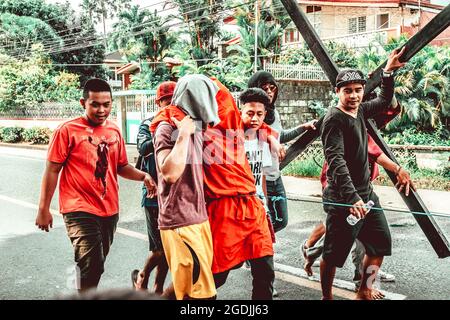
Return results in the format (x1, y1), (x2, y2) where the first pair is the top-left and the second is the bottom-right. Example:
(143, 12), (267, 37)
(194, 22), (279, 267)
(418, 0), (422, 31)
(101, 0), (108, 49)
(254, 0), (259, 73)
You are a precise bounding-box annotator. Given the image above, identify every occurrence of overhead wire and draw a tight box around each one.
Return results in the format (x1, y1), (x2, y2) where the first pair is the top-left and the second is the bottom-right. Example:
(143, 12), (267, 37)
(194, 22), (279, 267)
(2, 0), (256, 58)
(1, 1), (448, 63)
(0, 1), (185, 56)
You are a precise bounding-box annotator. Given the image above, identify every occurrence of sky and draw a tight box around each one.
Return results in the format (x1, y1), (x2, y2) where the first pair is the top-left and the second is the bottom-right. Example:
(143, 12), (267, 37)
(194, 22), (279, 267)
(46, 0), (169, 33)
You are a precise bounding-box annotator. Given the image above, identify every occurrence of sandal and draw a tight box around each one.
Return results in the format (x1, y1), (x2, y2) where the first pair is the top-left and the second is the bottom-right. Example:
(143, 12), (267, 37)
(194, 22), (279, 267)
(131, 269), (140, 289)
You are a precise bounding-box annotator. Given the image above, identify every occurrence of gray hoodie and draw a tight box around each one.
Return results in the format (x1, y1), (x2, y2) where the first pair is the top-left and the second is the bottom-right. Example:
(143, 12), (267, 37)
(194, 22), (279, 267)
(171, 74), (220, 127)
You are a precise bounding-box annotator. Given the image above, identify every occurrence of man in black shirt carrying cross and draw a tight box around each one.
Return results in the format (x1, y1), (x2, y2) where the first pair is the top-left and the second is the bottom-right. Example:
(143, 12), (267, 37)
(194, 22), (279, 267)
(320, 48), (406, 300)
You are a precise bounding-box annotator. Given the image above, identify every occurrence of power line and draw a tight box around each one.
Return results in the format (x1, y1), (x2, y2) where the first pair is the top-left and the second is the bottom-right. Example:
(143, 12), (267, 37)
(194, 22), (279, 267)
(6, 0), (258, 59)
(2, 0), (252, 59)
(0, 0), (391, 55)
(2, 1), (448, 61)
(0, 1), (181, 55)
(0, 0), (205, 55)
(288, 197), (450, 220)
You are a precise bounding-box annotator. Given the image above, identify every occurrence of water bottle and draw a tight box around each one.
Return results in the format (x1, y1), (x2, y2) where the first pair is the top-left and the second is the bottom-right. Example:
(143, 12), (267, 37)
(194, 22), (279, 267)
(347, 200), (375, 226)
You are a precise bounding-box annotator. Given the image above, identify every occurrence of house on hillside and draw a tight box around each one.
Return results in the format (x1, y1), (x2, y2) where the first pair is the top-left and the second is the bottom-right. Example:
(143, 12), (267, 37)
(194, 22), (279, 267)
(282, 0), (449, 48)
(103, 51), (127, 90)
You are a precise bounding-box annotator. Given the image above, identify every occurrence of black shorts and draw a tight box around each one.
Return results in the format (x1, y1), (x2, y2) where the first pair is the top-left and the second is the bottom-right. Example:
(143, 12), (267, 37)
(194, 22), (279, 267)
(144, 206), (163, 252)
(322, 192), (391, 268)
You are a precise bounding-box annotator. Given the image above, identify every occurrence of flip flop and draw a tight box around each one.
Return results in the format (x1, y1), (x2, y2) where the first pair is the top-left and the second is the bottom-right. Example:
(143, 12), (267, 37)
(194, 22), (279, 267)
(131, 269), (140, 289)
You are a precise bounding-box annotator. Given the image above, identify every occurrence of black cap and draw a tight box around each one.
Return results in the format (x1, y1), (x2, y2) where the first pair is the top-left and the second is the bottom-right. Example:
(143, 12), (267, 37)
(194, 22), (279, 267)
(335, 69), (366, 88)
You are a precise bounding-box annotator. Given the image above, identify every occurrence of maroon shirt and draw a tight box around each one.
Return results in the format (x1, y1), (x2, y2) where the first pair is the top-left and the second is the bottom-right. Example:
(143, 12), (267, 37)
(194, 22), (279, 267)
(153, 122), (208, 230)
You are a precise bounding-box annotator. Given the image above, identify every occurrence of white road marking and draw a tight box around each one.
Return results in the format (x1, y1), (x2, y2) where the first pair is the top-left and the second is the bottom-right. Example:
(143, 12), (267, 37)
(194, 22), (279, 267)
(116, 227), (147, 241)
(274, 262), (407, 300)
(0, 154), (44, 162)
(1, 194), (407, 300)
(274, 270), (355, 300)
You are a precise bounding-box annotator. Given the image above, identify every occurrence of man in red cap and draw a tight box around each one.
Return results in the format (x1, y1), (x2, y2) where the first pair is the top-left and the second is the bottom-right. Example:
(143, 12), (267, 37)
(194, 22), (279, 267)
(131, 81), (176, 294)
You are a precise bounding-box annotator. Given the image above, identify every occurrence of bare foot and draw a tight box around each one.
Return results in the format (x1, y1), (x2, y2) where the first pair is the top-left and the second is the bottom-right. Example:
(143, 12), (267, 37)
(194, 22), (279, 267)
(303, 259), (314, 277)
(355, 289), (373, 300)
(301, 241), (314, 277)
(371, 289), (385, 300)
(132, 270), (147, 290)
(153, 285), (164, 295)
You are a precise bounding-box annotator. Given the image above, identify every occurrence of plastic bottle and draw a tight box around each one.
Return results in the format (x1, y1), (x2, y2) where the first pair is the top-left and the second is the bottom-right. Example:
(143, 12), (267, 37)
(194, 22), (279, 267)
(347, 200), (375, 226)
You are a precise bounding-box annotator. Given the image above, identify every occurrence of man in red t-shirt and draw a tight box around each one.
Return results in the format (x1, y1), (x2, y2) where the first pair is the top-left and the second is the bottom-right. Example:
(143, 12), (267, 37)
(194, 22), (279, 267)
(35, 78), (156, 291)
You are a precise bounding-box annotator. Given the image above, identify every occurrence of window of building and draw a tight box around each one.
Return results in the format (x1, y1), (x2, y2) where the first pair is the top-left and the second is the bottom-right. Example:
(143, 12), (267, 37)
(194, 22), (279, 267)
(376, 13), (389, 29)
(306, 6), (322, 36)
(306, 5), (322, 13)
(348, 16), (367, 34)
(284, 29), (300, 43)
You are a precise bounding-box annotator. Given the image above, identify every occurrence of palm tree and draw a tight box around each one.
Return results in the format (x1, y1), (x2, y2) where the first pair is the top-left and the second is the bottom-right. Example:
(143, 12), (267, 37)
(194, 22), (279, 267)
(109, 5), (150, 50)
(167, 0), (224, 65)
(109, 5), (176, 64)
(228, 0), (286, 69)
(380, 38), (450, 132)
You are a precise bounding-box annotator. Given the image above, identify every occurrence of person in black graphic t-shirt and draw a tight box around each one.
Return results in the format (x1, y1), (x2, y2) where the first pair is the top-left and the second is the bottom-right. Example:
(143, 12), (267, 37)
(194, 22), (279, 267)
(320, 48), (406, 300)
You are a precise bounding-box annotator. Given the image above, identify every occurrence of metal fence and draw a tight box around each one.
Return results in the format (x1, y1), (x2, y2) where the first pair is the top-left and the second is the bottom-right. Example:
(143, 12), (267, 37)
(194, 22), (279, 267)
(263, 63), (327, 81)
(288, 141), (431, 171)
(0, 89), (243, 121)
(113, 90), (158, 118)
(0, 101), (90, 119)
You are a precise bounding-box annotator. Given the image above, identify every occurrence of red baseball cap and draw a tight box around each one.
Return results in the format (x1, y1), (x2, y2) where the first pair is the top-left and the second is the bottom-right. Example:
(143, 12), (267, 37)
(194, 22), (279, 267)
(156, 81), (177, 103)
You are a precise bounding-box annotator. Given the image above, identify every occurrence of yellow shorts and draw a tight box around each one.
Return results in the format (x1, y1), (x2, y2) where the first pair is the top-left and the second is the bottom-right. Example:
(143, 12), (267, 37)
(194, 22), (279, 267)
(160, 220), (217, 300)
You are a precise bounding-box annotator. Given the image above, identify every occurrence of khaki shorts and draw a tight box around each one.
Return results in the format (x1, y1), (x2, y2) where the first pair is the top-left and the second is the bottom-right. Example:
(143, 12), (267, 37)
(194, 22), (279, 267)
(160, 220), (216, 300)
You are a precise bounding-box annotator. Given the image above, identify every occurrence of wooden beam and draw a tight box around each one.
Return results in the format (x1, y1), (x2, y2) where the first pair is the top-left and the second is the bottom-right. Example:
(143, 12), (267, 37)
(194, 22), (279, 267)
(367, 120), (450, 258)
(279, 0), (450, 258)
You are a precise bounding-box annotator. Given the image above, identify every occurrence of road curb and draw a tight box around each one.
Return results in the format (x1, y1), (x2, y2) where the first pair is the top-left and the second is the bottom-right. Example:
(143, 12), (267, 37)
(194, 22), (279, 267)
(0, 142), (48, 151)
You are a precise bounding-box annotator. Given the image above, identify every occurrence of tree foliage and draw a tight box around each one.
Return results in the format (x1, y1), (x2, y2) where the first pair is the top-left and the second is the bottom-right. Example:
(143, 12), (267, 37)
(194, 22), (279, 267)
(109, 5), (176, 63)
(366, 36), (450, 132)
(0, 0), (106, 86)
(50, 15), (107, 87)
(81, 0), (131, 21)
(0, 44), (80, 112)
(229, 0), (285, 68)
(0, 12), (62, 57)
(169, 0), (224, 65)
(0, 0), (72, 32)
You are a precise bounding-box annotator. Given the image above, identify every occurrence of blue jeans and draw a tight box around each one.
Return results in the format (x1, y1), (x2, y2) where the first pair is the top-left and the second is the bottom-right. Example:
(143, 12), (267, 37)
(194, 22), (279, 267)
(266, 177), (288, 233)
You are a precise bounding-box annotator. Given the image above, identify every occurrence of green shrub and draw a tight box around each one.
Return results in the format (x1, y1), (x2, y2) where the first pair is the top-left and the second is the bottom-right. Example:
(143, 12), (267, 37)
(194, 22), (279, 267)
(383, 126), (450, 146)
(0, 126), (4, 141)
(442, 166), (450, 180)
(23, 127), (51, 144)
(1, 127), (24, 143)
(282, 158), (322, 178)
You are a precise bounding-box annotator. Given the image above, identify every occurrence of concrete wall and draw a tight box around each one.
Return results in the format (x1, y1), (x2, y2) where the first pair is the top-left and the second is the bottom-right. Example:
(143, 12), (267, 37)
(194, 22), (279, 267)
(276, 80), (334, 128)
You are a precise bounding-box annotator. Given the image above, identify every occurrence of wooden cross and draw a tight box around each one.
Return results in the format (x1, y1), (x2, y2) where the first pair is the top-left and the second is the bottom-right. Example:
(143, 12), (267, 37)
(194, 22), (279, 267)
(279, 0), (450, 258)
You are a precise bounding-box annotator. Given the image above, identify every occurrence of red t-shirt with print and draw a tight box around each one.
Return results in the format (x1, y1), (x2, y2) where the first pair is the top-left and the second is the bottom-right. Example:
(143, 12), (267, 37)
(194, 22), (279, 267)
(47, 117), (128, 217)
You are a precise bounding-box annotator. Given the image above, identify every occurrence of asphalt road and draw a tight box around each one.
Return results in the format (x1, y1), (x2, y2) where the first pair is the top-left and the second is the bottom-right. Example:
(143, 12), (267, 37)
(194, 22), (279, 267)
(1, 146), (449, 300)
